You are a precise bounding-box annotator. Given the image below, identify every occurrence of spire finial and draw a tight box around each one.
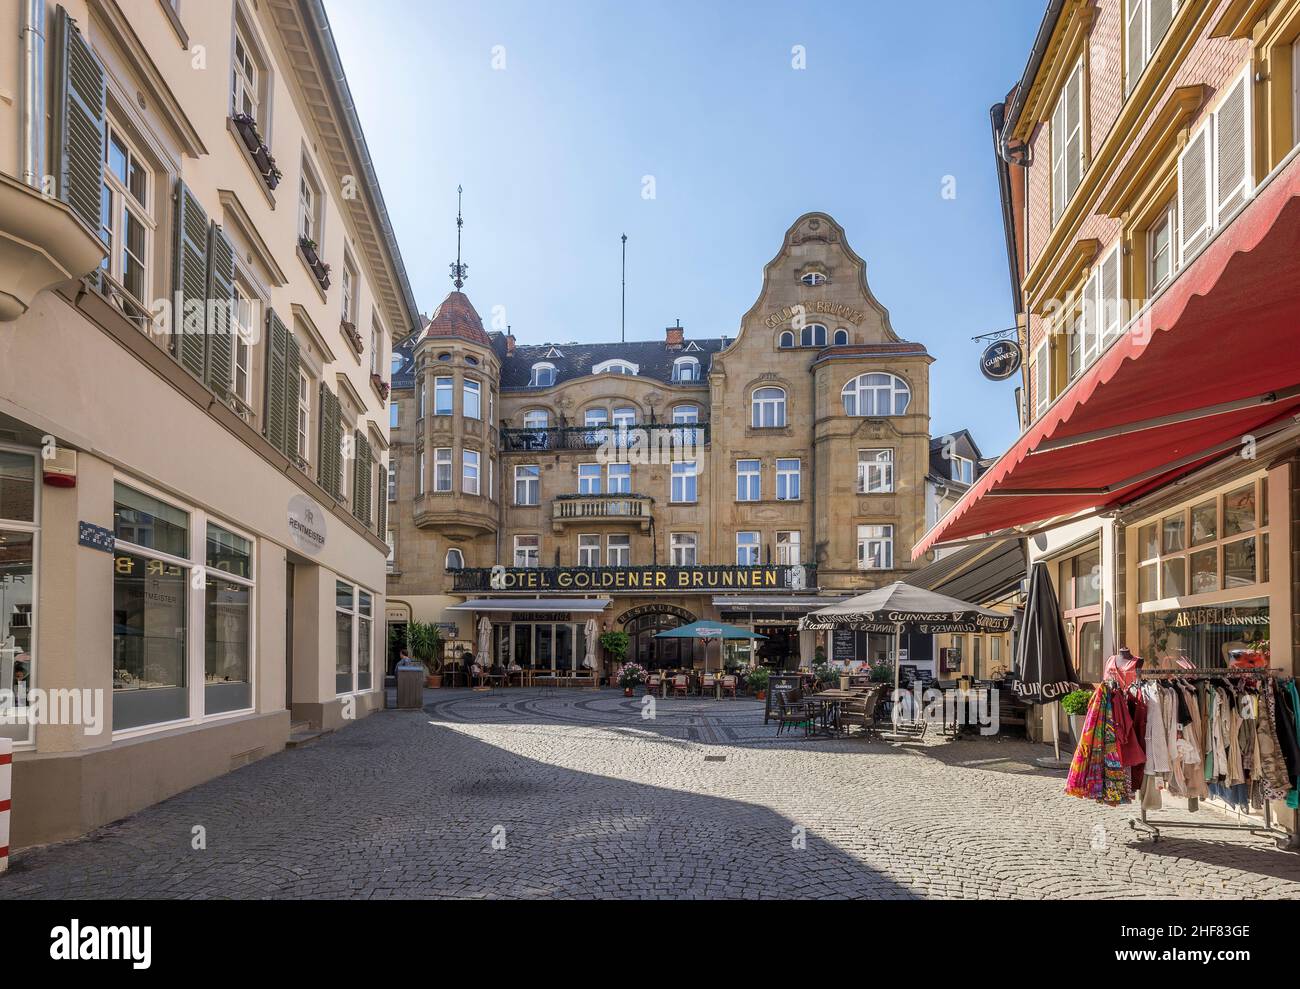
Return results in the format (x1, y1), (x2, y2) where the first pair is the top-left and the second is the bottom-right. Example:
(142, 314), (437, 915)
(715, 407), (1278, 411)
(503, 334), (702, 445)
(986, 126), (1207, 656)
(450, 185), (468, 290)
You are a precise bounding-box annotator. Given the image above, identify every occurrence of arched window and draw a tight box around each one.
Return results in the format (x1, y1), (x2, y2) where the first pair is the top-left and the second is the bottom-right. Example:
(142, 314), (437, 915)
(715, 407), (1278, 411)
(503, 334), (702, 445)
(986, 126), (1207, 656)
(523, 409), (549, 430)
(751, 386), (787, 428)
(672, 356), (699, 382)
(445, 548), (465, 571)
(593, 358), (638, 376)
(530, 362), (556, 387)
(841, 373), (912, 417)
(833, 328), (849, 346)
(801, 323), (827, 348)
(778, 331), (795, 349)
(801, 271), (827, 286)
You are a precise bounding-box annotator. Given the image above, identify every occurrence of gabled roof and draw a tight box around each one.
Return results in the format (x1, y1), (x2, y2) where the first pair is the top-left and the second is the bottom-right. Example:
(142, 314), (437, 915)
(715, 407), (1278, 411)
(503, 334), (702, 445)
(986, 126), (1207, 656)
(500, 337), (727, 389)
(928, 429), (989, 487)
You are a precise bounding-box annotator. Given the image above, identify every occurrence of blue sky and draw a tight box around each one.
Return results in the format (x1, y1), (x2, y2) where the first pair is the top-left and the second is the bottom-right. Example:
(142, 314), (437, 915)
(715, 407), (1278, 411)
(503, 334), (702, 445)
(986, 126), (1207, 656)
(326, 0), (1045, 455)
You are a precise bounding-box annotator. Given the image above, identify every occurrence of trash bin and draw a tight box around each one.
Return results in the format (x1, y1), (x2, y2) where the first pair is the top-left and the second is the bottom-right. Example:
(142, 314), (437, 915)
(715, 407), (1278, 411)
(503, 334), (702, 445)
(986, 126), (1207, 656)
(395, 660), (425, 709)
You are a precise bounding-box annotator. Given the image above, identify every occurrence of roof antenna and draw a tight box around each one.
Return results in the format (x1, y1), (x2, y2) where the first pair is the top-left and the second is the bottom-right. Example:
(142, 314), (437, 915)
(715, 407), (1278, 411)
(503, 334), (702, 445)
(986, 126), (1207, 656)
(450, 185), (468, 290)
(620, 233), (628, 344)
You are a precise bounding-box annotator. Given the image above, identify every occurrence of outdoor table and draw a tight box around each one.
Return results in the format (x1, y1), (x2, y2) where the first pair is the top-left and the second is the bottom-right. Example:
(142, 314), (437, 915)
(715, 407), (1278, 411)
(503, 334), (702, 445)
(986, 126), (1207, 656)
(801, 695), (843, 737)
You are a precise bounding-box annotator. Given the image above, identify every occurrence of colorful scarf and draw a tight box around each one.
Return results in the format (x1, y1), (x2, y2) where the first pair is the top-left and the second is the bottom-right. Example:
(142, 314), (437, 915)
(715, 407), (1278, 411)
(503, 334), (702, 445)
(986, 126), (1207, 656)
(1065, 684), (1131, 806)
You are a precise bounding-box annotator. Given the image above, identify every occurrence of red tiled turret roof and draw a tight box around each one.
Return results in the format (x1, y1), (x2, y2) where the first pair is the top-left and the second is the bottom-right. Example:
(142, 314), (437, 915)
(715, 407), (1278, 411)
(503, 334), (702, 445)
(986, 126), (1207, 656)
(418, 291), (491, 347)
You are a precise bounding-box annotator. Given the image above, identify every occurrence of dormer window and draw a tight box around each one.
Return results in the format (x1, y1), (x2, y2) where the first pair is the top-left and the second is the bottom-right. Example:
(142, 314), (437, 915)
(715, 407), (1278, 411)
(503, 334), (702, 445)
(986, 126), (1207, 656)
(390, 353), (405, 374)
(530, 362), (556, 387)
(672, 356), (699, 382)
(593, 359), (638, 376)
(951, 454), (975, 485)
(801, 271), (827, 287)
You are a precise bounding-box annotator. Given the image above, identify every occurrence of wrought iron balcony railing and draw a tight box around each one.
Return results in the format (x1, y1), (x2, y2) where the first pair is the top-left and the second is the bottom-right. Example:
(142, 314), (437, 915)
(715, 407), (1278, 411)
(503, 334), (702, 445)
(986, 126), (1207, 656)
(500, 421), (709, 453)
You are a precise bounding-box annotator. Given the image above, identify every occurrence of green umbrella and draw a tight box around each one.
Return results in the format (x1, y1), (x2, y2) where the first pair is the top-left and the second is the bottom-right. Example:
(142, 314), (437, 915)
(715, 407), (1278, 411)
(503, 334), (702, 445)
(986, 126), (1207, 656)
(654, 622), (767, 673)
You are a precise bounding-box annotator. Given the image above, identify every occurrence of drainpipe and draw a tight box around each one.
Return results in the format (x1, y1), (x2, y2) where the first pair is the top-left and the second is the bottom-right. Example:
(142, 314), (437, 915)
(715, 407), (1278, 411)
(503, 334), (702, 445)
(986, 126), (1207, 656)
(21, 0), (46, 189)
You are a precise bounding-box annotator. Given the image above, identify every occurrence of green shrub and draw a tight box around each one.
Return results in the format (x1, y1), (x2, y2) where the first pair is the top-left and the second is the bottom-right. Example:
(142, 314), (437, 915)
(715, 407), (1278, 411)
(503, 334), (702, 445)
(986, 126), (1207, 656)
(1060, 688), (1094, 716)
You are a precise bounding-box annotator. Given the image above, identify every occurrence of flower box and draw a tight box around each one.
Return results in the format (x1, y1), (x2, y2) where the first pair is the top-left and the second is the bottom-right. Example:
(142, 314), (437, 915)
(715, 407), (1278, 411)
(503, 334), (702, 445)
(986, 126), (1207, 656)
(341, 319), (363, 354)
(232, 114), (281, 191)
(300, 237), (331, 290)
(370, 373), (390, 401)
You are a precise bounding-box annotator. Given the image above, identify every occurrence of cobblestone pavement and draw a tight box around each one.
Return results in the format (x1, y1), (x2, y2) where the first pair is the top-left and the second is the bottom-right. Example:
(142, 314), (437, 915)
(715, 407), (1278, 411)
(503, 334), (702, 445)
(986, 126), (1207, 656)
(5, 688), (1300, 899)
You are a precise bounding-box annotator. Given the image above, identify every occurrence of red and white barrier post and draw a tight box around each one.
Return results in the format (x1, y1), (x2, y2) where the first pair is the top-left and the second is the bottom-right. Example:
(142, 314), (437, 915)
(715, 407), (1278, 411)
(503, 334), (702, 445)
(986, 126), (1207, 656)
(0, 736), (11, 872)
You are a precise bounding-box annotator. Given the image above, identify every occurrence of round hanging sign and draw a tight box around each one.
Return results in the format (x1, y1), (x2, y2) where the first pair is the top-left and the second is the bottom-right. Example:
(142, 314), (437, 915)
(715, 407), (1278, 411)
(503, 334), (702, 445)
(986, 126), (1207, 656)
(980, 339), (1022, 381)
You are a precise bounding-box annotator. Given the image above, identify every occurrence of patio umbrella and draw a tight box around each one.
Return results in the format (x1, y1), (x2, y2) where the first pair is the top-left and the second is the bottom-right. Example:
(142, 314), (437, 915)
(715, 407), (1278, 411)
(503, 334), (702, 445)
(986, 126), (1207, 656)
(654, 621), (766, 672)
(1014, 562), (1079, 766)
(584, 618), (597, 674)
(477, 617), (492, 667)
(800, 583), (1014, 736)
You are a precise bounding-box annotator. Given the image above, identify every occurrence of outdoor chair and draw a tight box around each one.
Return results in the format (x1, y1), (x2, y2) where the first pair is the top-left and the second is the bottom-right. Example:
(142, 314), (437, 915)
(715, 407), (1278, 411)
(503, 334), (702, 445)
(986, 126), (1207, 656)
(720, 675), (738, 699)
(672, 674), (689, 698)
(773, 692), (809, 737)
(646, 674), (662, 695)
(840, 688), (882, 737)
(700, 673), (716, 697)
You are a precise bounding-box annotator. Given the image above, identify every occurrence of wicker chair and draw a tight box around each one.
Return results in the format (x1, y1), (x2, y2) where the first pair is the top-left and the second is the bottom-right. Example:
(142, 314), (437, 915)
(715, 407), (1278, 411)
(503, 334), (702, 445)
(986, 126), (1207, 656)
(839, 687), (883, 736)
(700, 673), (717, 698)
(720, 674), (738, 699)
(773, 691), (809, 737)
(646, 673), (662, 695)
(671, 674), (689, 698)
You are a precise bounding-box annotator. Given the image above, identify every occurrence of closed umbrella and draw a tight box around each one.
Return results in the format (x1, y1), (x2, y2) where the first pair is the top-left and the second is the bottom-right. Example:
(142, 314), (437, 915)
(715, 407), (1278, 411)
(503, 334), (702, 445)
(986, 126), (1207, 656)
(477, 617), (492, 668)
(801, 582), (1014, 739)
(584, 618), (597, 680)
(1014, 562), (1079, 767)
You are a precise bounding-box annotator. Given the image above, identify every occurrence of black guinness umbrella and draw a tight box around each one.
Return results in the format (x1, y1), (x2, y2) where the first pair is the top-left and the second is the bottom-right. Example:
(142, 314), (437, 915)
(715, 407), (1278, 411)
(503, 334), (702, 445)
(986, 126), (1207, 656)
(801, 583), (1014, 734)
(1014, 562), (1079, 765)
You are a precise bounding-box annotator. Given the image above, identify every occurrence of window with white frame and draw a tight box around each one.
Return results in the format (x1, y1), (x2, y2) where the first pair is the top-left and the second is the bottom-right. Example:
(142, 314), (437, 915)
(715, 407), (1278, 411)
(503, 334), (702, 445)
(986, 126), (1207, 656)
(612, 406), (637, 446)
(370, 319), (382, 377)
(100, 120), (153, 308)
(341, 254), (358, 325)
(514, 535), (540, 568)
(1051, 57), (1085, 225)
(434, 376), (453, 415)
(736, 459), (761, 502)
(418, 378), (426, 419)
(607, 463), (631, 494)
(385, 530), (395, 573)
(841, 373), (911, 416)
(232, 282), (256, 406)
(389, 401), (399, 430)
(530, 363), (556, 387)
(778, 331), (795, 349)
(1148, 199), (1178, 293)
(833, 328), (849, 346)
(672, 404), (701, 446)
(736, 531), (761, 566)
(800, 271), (826, 286)
(776, 459), (801, 501)
(776, 530), (801, 565)
(488, 457), (496, 501)
(463, 378), (482, 420)
(523, 409), (549, 430)
(951, 455), (974, 485)
(515, 464), (540, 505)
(203, 524), (255, 710)
(418, 451), (426, 495)
(673, 357), (699, 382)
(231, 18), (263, 121)
(578, 534), (600, 567)
(671, 461), (697, 503)
(607, 534), (631, 566)
(388, 461), (397, 501)
(462, 449), (480, 495)
(858, 449), (894, 493)
(434, 447), (452, 492)
(334, 582), (373, 694)
(298, 158), (323, 245)
(1179, 68), (1253, 265)
(593, 359), (638, 376)
(800, 323), (827, 348)
(577, 463), (601, 495)
(670, 532), (697, 566)
(751, 387), (787, 428)
(1125, 0), (1178, 95)
(857, 524), (894, 570)
(445, 548), (464, 571)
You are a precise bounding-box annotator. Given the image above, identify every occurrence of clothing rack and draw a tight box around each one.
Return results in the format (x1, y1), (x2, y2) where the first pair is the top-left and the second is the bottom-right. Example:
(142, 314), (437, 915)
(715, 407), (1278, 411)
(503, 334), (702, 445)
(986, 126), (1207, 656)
(1126, 667), (1295, 847)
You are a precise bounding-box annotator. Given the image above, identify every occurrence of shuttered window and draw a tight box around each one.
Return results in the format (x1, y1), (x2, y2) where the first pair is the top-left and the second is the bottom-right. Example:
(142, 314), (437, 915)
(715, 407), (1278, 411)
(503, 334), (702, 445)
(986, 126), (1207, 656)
(261, 309), (299, 461)
(204, 224), (236, 396)
(318, 385), (343, 500)
(1178, 124), (1212, 264)
(1098, 244), (1122, 345)
(376, 461), (388, 538)
(1125, 0), (1178, 95)
(1033, 341), (1051, 419)
(1214, 70), (1252, 227)
(352, 432), (373, 525)
(173, 181), (209, 377)
(1051, 58), (1085, 225)
(52, 5), (106, 235)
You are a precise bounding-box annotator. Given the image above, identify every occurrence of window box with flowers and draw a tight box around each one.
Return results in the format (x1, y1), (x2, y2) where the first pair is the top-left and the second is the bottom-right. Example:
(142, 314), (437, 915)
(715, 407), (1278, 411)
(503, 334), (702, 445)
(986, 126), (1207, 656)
(339, 319), (363, 356)
(370, 372), (390, 402)
(231, 113), (281, 191)
(299, 236), (331, 290)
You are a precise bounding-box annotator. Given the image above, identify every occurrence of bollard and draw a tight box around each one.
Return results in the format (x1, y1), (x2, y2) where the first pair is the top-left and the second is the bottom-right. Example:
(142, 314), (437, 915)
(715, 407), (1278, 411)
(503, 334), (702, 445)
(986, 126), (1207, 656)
(0, 736), (11, 873)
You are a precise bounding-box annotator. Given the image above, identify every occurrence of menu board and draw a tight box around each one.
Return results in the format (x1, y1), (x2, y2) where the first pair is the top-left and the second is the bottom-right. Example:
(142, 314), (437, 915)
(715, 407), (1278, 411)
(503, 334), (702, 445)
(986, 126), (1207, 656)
(832, 629), (856, 661)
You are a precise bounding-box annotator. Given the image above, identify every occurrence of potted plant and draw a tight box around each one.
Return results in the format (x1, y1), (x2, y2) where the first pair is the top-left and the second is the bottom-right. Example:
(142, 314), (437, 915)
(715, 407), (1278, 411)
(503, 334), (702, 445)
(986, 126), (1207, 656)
(599, 629), (630, 675)
(747, 665), (770, 700)
(618, 661), (647, 697)
(1060, 688), (1094, 745)
(299, 236), (332, 289)
(868, 658), (893, 685)
(407, 621), (444, 688)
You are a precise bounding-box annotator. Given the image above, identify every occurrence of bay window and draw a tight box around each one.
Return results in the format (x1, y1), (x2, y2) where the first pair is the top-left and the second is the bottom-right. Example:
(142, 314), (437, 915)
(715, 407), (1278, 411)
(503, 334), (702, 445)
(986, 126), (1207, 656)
(858, 449), (894, 493)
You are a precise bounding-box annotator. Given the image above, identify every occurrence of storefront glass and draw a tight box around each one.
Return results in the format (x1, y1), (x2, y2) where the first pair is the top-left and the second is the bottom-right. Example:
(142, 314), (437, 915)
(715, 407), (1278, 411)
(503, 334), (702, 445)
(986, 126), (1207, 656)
(1137, 597), (1269, 667)
(358, 591), (373, 690)
(336, 581), (354, 693)
(0, 529), (35, 744)
(113, 551), (188, 730)
(204, 524), (252, 714)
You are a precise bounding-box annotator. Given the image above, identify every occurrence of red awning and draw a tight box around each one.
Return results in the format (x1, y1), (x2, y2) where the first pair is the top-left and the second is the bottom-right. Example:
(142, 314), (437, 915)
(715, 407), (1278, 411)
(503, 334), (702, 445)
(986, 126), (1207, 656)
(915, 151), (1300, 558)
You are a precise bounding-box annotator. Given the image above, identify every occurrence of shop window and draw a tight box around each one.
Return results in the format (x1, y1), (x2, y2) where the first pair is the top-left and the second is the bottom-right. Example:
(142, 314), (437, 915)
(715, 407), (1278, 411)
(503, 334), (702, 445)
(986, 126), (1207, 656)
(0, 449), (38, 746)
(334, 582), (372, 694)
(204, 523), (253, 714)
(358, 591), (373, 690)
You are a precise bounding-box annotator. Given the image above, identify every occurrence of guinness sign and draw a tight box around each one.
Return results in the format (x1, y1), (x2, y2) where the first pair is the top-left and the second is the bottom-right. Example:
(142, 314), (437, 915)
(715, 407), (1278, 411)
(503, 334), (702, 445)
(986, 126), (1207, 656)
(979, 339), (1022, 381)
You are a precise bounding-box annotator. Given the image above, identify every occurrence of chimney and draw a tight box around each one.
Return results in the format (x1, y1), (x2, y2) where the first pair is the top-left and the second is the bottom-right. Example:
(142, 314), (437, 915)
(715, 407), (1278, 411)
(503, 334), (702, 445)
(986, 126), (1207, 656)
(505, 325), (516, 357)
(665, 319), (684, 349)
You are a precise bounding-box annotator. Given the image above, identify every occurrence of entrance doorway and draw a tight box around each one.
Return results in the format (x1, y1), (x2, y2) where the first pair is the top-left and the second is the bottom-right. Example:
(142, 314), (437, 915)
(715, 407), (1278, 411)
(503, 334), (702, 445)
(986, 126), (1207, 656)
(284, 562), (294, 711)
(627, 613), (698, 670)
(755, 623), (797, 670)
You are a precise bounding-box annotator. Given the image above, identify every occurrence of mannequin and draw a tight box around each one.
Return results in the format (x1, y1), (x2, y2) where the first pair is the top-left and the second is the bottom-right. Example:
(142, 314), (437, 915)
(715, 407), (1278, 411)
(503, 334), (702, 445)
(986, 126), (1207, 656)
(1103, 646), (1143, 689)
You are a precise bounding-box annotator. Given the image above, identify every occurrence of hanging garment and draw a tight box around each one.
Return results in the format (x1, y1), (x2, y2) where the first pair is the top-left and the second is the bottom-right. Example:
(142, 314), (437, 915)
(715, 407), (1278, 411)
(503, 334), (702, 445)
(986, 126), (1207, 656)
(1177, 683), (1209, 802)
(1066, 685), (1131, 806)
(1128, 691), (1148, 792)
(1256, 681), (1292, 800)
(1102, 655), (1142, 690)
(1273, 681), (1300, 785)
(1282, 681), (1300, 811)
(1142, 682), (1170, 774)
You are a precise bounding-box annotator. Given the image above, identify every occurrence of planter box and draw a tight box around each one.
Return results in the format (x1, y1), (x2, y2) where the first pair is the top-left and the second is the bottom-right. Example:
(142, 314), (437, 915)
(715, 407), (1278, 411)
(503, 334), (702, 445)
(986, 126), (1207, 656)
(300, 239), (331, 290)
(232, 114), (281, 191)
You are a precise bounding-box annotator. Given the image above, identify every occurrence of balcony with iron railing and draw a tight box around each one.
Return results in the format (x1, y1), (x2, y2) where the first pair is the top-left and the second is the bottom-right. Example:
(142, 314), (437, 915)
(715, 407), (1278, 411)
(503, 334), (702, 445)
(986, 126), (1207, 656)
(551, 493), (654, 531)
(500, 421), (709, 454)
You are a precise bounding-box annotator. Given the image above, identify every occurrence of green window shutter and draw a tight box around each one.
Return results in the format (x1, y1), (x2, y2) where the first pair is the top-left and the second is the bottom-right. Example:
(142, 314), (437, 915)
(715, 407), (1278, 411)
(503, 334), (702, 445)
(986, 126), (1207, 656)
(204, 223), (236, 396)
(172, 181), (210, 378)
(353, 433), (372, 524)
(284, 331), (302, 461)
(319, 385), (341, 499)
(376, 465), (388, 538)
(263, 309), (289, 455)
(51, 5), (105, 234)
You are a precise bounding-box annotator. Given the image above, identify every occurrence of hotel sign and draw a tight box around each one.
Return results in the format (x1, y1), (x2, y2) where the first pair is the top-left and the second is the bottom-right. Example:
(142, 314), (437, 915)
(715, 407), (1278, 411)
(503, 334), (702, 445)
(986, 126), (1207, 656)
(466, 564), (812, 594)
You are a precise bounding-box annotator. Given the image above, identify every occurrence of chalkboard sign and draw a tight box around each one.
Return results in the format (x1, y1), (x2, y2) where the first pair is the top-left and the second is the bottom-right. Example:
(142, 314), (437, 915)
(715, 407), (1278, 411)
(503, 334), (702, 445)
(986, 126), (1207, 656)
(832, 629), (856, 661)
(764, 674), (803, 724)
